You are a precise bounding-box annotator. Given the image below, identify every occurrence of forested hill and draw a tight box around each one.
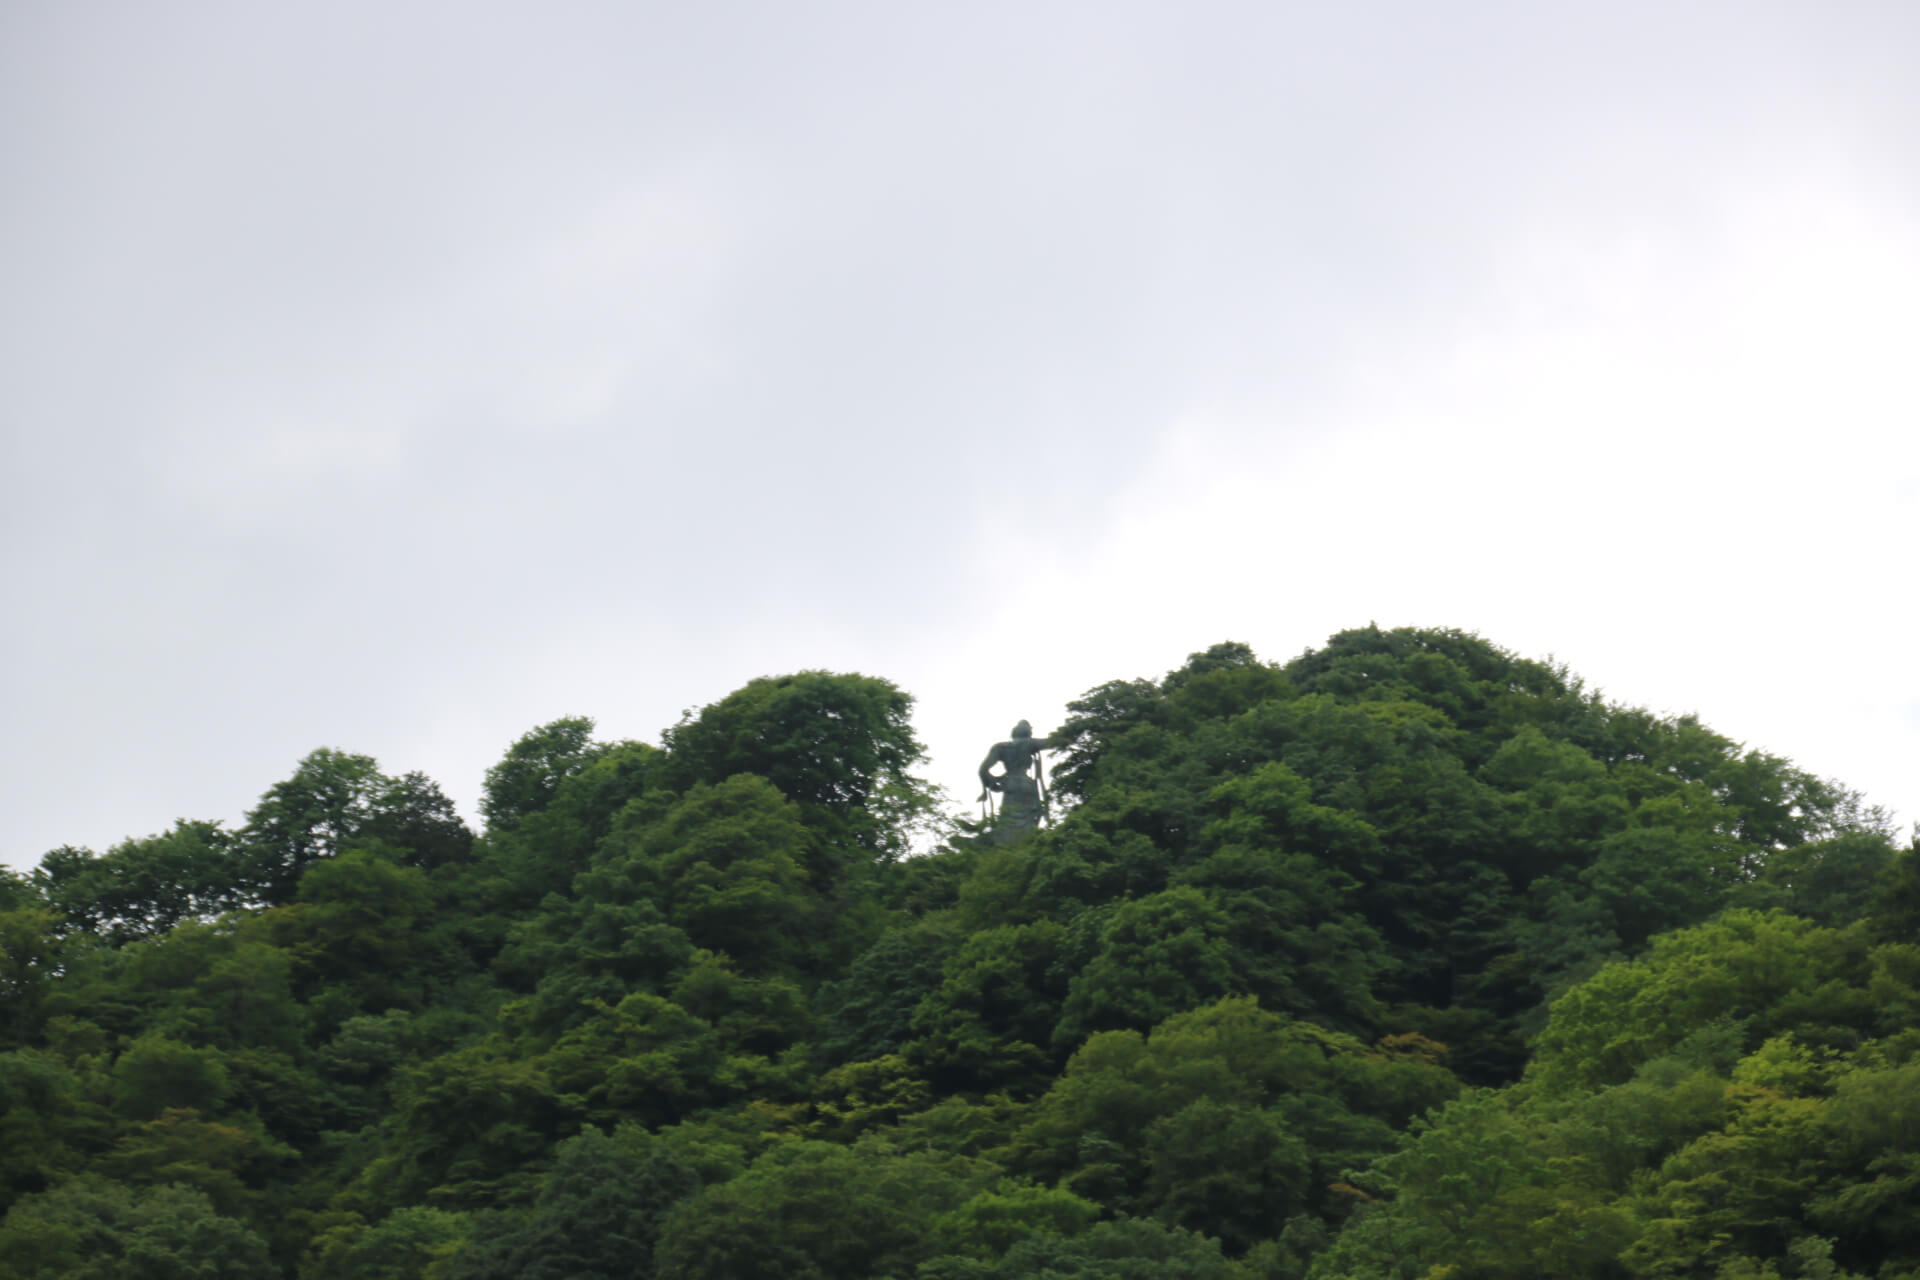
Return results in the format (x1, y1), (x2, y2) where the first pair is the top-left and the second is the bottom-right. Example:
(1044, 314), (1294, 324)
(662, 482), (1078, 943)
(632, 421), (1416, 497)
(5, 627), (1917, 1279)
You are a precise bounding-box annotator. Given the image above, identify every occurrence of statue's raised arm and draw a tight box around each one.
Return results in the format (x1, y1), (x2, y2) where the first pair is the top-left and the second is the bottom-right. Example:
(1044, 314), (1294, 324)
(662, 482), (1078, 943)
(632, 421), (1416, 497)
(977, 719), (1051, 843)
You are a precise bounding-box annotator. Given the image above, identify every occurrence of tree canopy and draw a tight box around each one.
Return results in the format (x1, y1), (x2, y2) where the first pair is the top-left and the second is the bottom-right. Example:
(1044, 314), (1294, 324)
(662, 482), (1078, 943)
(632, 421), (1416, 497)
(7, 635), (1915, 1279)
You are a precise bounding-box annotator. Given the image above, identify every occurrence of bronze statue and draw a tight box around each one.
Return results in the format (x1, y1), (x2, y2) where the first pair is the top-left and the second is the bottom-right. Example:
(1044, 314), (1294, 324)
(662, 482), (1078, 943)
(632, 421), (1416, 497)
(978, 720), (1051, 843)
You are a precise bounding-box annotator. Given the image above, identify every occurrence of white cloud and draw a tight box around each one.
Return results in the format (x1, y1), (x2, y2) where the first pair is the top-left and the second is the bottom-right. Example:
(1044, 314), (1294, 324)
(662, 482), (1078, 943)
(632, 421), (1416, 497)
(6, 2), (1919, 865)
(911, 167), (1920, 828)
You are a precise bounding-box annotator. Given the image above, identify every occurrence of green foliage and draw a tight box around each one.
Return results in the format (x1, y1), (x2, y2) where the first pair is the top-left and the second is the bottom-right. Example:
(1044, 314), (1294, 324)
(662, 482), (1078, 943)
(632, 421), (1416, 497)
(816, 923), (958, 1065)
(239, 749), (473, 906)
(662, 670), (930, 859)
(239, 749), (388, 906)
(906, 920), (1071, 1094)
(364, 771), (476, 871)
(1310, 911), (1920, 1279)
(481, 716), (607, 833)
(0, 906), (66, 1048)
(441, 1123), (697, 1280)
(1736, 830), (1901, 928)
(1307, 1088), (1612, 1280)
(0, 868), (36, 912)
(1054, 888), (1240, 1043)
(1014, 998), (1455, 1254)
(928, 1180), (1102, 1258)
(535, 991), (732, 1130)
(0, 1050), (107, 1211)
(11, 633), (1914, 1280)
(1529, 911), (1878, 1094)
(478, 740), (666, 903)
(302, 1204), (469, 1280)
(924, 1215), (1242, 1279)
(0, 1178), (272, 1279)
(355, 1043), (575, 1214)
(605, 775), (817, 970)
(103, 1106), (294, 1221)
(653, 1137), (997, 1280)
(76, 919), (303, 1054)
(266, 849), (442, 1016)
(110, 1035), (229, 1120)
(807, 1053), (931, 1140)
(32, 822), (241, 943)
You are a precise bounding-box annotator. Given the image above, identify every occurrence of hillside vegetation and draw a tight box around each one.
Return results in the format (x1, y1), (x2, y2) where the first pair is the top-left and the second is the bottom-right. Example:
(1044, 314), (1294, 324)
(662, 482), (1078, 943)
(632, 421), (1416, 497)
(3, 626), (1916, 1279)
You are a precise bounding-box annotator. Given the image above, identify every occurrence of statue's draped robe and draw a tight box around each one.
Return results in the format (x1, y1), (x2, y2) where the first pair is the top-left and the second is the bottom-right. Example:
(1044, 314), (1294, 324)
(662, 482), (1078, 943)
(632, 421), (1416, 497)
(980, 734), (1048, 844)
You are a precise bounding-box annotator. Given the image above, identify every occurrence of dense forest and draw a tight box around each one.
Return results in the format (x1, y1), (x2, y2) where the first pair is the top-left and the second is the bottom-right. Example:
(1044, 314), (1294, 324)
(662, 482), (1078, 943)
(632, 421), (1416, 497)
(3, 626), (1916, 1279)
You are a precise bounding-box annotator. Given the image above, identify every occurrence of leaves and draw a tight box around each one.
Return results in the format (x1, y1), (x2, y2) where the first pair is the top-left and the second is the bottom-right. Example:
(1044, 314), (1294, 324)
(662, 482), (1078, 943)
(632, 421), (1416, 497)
(662, 671), (930, 861)
(9, 635), (1917, 1279)
(481, 717), (607, 833)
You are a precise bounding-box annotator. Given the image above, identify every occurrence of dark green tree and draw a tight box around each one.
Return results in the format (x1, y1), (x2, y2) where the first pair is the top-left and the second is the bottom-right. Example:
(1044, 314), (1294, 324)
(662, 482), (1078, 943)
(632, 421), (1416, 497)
(31, 822), (241, 944)
(364, 772), (474, 871)
(907, 921), (1072, 1094)
(0, 907), (66, 1049)
(600, 775), (817, 972)
(443, 1124), (698, 1280)
(239, 749), (386, 906)
(924, 1215), (1240, 1279)
(662, 671), (930, 862)
(653, 1138), (996, 1280)
(478, 741), (666, 903)
(303, 1204), (470, 1280)
(0, 1178), (272, 1279)
(481, 717), (607, 833)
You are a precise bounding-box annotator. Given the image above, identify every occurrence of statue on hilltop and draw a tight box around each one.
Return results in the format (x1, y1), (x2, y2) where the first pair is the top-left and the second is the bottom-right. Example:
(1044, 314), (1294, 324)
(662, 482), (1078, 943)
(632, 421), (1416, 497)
(978, 720), (1051, 844)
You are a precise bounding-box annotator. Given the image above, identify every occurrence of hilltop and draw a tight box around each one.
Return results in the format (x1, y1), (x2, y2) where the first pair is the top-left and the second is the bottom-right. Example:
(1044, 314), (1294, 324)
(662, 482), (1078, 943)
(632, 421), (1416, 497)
(3, 627), (1915, 1278)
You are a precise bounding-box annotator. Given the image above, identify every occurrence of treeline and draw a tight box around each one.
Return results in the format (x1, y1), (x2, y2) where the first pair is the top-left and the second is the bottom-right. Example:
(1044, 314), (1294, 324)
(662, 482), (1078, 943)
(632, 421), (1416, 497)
(2, 627), (1915, 1278)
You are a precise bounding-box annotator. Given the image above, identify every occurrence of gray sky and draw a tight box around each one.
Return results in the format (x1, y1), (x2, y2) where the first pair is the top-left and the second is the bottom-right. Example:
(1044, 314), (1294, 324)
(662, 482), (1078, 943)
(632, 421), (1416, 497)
(5, 1), (1917, 869)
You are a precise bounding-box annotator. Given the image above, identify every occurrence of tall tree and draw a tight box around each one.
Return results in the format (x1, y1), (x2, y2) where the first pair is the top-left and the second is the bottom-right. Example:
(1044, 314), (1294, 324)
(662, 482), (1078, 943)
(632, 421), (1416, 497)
(481, 717), (607, 833)
(31, 823), (240, 944)
(662, 671), (930, 861)
(238, 750), (472, 905)
(239, 750), (386, 906)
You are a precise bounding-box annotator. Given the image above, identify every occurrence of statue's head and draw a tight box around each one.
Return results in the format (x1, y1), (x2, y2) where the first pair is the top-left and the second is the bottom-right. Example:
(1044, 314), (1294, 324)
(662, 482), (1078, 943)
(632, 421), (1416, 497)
(1011, 720), (1032, 739)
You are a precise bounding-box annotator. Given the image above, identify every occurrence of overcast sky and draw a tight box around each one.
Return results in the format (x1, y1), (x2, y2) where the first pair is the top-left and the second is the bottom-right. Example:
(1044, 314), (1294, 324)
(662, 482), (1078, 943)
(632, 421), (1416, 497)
(4, 1), (1917, 870)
